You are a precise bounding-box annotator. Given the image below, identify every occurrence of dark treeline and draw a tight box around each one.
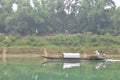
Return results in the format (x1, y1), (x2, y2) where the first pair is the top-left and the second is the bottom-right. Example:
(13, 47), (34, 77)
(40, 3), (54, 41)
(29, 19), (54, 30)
(0, 0), (120, 35)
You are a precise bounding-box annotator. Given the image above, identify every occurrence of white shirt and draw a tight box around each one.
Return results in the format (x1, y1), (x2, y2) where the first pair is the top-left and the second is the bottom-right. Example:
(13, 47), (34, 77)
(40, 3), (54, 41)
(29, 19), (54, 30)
(95, 51), (100, 56)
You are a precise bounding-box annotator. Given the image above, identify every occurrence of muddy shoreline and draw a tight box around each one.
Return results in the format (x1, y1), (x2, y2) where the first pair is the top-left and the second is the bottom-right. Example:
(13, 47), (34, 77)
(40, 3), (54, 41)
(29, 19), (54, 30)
(0, 48), (120, 56)
(0, 48), (120, 54)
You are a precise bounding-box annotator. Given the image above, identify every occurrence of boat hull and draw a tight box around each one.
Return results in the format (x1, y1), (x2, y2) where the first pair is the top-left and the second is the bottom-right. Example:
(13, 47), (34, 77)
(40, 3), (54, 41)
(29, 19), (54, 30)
(42, 56), (106, 62)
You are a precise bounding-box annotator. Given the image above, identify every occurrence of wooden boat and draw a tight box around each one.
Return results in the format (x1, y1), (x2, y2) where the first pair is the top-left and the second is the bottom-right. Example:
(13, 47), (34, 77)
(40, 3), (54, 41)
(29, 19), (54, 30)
(42, 52), (106, 62)
(42, 56), (106, 62)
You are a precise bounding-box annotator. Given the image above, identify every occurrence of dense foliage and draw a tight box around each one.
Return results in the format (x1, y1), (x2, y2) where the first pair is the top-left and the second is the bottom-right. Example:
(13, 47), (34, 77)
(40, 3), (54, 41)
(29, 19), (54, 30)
(0, 33), (120, 53)
(0, 0), (120, 35)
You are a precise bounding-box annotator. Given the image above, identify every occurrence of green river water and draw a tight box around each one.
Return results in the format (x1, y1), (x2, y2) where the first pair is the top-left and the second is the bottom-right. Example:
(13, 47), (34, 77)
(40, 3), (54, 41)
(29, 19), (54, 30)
(0, 57), (120, 80)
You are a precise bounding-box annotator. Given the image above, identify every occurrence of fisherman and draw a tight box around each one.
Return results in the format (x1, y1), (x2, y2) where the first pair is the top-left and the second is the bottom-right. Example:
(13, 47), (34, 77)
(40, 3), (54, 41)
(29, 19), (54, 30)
(95, 50), (106, 58)
(95, 50), (100, 58)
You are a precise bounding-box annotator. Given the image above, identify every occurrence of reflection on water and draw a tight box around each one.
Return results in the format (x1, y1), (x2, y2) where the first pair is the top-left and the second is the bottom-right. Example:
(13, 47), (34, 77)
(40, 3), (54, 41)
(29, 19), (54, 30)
(95, 62), (107, 69)
(2, 46), (7, 63)
(43, 60), (108, 70)
(63, 61), (107, 70)
(63, 62), (80, 69)
(0, 57), (120, 80)
(2, 54), (6, 63)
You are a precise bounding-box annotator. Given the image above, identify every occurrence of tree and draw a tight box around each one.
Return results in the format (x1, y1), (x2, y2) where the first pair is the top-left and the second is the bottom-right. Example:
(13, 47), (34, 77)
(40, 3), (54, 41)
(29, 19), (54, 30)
(0, 0), (119, 35)
(110, 7), (120, 35)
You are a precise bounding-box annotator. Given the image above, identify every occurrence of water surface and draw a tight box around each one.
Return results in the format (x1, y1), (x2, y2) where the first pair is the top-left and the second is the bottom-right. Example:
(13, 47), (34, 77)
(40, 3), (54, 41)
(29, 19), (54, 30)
(0, 56), (120, 80)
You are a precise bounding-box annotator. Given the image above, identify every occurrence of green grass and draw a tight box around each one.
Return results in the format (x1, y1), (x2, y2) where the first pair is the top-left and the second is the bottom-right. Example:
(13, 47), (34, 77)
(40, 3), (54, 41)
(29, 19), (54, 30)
(0, 33), (120, 54)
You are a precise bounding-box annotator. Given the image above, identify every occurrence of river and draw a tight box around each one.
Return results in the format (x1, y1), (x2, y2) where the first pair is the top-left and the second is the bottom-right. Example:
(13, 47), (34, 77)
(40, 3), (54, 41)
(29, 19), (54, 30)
(0, 56), (120, 80)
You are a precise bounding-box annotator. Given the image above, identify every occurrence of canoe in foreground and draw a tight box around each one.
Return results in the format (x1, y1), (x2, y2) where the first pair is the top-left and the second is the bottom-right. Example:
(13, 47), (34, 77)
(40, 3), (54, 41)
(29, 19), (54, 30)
(42, 56), (106, 62)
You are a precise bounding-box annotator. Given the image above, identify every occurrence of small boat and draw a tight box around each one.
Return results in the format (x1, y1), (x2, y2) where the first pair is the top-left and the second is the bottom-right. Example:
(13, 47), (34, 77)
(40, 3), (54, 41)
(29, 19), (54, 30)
(42, 56), (106, 62)
(42, 52), (106, 62)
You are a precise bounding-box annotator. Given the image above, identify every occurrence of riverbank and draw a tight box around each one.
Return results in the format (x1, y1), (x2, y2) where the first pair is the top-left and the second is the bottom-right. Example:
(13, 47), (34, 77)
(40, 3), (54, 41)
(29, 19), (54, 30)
(0, 47), (120, 58)
(0, 33), (120, 55)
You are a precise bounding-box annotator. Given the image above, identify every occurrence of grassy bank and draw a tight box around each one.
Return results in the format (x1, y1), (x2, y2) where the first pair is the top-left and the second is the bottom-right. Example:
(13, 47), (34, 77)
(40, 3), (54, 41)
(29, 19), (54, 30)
(0, 33), (120, 54)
